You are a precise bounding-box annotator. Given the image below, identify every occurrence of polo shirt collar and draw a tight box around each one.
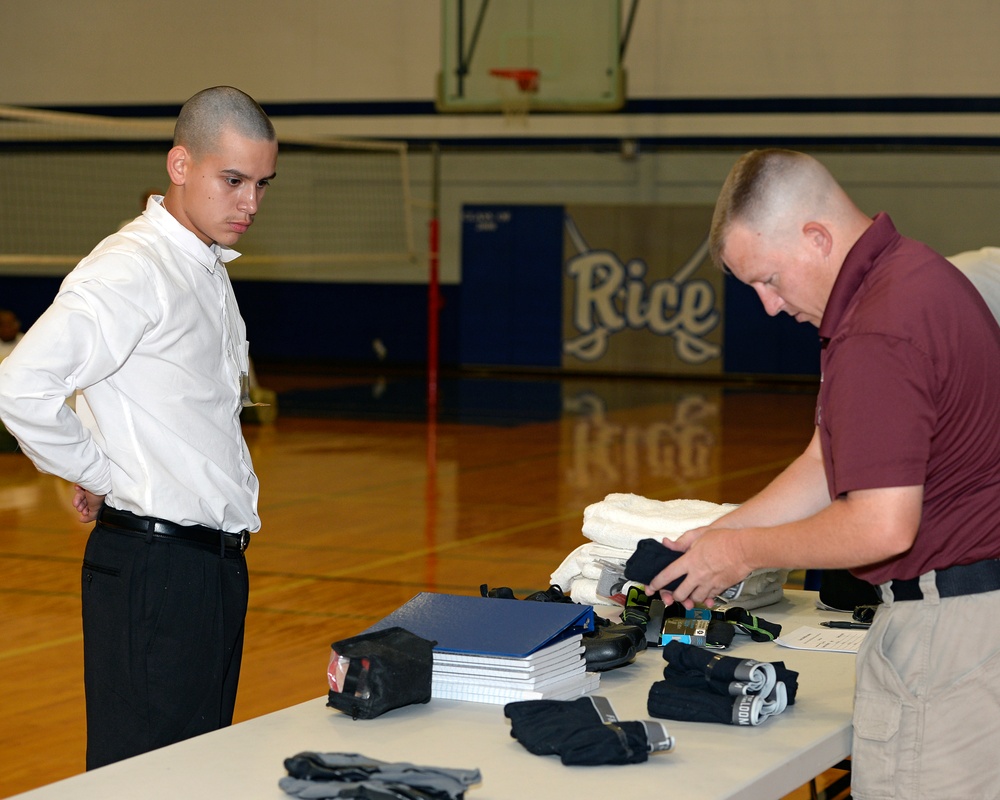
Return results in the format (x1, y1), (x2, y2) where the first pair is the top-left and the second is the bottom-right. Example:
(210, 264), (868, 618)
(819, 212), (900, 341)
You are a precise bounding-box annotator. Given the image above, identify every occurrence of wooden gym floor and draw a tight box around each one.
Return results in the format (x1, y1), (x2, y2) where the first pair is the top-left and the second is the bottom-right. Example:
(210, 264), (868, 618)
(0, 367), (848, 799)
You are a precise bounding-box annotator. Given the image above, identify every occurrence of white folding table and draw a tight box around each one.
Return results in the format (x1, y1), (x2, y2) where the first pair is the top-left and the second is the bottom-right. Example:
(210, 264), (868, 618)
(10, 590), (855, 800)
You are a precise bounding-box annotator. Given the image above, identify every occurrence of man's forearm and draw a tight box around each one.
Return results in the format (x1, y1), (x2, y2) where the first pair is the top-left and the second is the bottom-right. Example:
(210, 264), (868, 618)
(735, 483), (923, 573)
(0, 386), (111, 494)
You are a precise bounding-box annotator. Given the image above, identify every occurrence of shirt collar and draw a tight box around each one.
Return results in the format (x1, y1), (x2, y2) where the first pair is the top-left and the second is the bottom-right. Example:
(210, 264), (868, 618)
(145, 196), (241, 273)
(818, 212), (900, 341)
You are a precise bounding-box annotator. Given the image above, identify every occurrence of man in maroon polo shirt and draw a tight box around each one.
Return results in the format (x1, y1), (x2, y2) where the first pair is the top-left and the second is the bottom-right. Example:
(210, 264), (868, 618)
(645, 149), (1000, 799)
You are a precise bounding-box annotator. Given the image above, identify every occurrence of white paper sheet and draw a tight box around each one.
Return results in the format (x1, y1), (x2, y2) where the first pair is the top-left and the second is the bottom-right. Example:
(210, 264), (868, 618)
(775, 625), (867, 654)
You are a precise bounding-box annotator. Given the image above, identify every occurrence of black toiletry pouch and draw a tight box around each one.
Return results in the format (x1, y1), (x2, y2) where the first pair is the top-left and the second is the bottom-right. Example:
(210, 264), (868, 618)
(326, 626), (436, 720)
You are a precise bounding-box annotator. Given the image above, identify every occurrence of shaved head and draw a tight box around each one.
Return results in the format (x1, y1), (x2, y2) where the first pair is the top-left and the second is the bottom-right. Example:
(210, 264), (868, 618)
(173, 86), (275, 158)
(163, 86), (278, 247)
(705, 149), (874, 326)
(709, 149), (853, 270)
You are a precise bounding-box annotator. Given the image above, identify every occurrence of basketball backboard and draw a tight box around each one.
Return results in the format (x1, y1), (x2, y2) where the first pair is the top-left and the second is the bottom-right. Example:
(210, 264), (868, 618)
(437, 0), (625, 113)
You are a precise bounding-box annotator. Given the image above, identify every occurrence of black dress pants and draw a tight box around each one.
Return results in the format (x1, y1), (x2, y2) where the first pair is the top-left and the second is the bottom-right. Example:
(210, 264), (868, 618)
(81, 523), (249, 770)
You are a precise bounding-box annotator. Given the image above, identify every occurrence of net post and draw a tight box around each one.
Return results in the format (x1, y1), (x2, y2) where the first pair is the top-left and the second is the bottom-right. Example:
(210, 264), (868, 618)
(425, 143), (442, 583)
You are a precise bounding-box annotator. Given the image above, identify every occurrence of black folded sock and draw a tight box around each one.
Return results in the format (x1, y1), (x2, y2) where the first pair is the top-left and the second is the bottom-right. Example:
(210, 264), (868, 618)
(558, 721), (652, 766)
(721, 607), (782, 642)
(661, 641), (799, 705)
(662, 640), (766, 683)
(772, 661), (799, 705)
(504, 696), (615, 755)
(624, 538), (685, 590)
(648, 680), (763, 726)
(660, 666), (754, 699)
(504, 698), (674, 765)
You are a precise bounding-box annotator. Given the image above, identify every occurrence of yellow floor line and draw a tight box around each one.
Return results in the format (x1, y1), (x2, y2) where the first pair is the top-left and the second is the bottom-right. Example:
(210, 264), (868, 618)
(251, 456), (795, 599)
(0, 633), (82, 661)
(0, 458), (796, 651)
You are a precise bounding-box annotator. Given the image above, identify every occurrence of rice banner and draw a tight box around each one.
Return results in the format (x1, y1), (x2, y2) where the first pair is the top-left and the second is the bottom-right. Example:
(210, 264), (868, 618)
(561, 204), (723, 376)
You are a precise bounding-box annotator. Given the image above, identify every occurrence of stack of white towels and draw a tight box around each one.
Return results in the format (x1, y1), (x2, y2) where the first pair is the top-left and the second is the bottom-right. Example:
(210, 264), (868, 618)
(550, 493), (788, 610)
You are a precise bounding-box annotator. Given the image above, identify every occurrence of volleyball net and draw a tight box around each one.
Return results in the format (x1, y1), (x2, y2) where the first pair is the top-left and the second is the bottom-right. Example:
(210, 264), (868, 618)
(0, 104), (417, 279)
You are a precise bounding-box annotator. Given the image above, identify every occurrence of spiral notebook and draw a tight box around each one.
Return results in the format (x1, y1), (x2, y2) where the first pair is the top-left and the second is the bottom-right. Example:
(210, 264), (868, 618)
(365, 592), (599, 703)
(432, 669), (600, 704)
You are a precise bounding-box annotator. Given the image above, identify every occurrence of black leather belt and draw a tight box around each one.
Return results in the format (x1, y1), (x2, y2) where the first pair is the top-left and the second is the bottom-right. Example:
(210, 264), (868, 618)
(97, 506), (250, 555)
(881, 559), (1000, 601)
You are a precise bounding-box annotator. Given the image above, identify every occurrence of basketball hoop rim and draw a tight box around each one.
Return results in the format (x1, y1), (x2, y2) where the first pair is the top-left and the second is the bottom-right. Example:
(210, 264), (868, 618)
(489, 68), (540, 94)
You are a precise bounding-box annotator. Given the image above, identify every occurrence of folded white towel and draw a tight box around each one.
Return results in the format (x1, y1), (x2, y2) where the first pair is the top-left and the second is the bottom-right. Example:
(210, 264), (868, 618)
(552, 493), (786, 611)
(582, 494), (738, 545)
(550, 542), (631, 594)
(566, 577), (603, 606)
(732, 568), (789, 601)
(580, 518), (670, 552)
(718, 581), (786, 611)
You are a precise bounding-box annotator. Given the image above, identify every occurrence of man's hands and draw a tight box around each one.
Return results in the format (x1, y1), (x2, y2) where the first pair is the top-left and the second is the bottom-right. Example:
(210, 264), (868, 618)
(644, 483), (924, 610)
(72, 484), (105, 523)
(645, 525), (751, 609)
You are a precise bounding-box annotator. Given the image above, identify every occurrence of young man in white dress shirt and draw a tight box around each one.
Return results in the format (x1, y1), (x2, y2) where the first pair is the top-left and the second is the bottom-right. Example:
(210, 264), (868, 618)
(0, 86), (278, 769)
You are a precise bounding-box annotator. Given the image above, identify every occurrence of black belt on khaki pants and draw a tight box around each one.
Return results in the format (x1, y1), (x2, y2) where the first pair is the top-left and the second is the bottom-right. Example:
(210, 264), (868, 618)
(97, 505), (250, 555)
(881, 559), (1000, 601)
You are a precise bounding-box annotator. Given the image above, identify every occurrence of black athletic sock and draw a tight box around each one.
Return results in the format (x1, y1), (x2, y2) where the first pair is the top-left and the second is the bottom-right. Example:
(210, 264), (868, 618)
(661, 641), (773, 687)
(721, 607), (782, 642)
(623, 538), (685, 590)
(558, 720), (671, 766)
(772, 661), (799, 705)
(647, 680), (765, 726)
(503, 696), (617, 755)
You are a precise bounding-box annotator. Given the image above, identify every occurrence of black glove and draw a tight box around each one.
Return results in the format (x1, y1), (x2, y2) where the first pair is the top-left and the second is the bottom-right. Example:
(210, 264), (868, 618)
(280, 753), (481, 800)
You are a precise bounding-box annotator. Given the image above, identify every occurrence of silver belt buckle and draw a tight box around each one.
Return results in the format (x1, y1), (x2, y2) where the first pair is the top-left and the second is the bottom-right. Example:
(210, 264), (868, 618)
(237, 530), (250, 552)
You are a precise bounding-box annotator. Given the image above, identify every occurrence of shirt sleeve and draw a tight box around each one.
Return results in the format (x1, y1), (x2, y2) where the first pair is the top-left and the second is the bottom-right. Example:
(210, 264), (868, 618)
(0, 257), (155, 493)
(821, 332), (937, 497)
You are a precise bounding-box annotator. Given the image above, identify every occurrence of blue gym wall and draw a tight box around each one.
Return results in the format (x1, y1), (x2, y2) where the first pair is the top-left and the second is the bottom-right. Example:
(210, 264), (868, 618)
(3, 203), (819, 379)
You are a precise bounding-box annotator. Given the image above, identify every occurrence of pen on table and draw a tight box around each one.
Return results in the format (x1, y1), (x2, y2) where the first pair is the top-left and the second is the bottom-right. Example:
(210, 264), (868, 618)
(820, 620), (871, 630)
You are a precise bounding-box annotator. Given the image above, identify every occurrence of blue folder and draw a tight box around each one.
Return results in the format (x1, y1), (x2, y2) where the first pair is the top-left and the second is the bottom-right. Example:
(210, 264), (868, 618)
(365, 592), (596, 658)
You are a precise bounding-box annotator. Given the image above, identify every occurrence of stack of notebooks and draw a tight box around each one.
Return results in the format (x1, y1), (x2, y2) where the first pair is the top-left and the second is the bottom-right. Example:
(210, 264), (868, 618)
(366, 592), (600, 704)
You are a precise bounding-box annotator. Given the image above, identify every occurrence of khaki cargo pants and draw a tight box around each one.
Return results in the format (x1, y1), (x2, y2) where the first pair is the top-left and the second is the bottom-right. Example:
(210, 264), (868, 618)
(852, 574), (1000, 800)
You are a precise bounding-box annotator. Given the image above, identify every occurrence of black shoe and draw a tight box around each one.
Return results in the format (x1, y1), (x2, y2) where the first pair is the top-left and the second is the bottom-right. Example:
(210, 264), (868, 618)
(522, 585), (574, 603)
(481, 583), (645, 665)
(480, 583), (516, 600)
(479, 583), (574, 603)
(582, 628), (637, 672)
(598, 622), (647, 653)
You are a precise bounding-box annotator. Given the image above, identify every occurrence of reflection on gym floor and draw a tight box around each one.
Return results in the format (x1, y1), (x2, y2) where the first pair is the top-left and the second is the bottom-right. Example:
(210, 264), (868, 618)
(0, 369), (819, 797)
